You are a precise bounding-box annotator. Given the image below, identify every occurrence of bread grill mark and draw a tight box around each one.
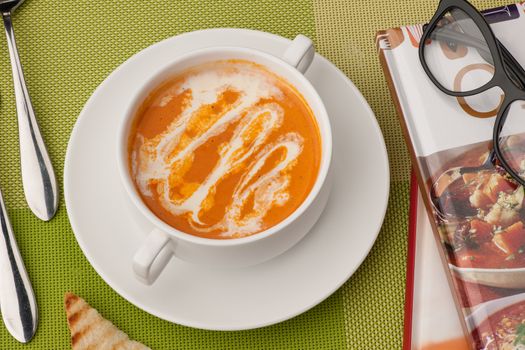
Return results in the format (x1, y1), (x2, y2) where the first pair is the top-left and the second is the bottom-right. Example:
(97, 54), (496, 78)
(64, 292), (150, 350)
(67, 303), (88, 331)
(133, 66), (305, 237)
(65, 293), (98, 348)
(71, 322), (94, 348)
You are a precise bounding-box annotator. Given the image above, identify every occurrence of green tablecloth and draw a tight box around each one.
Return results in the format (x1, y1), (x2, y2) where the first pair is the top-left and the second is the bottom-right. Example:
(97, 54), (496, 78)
(0, 0), (510, 348)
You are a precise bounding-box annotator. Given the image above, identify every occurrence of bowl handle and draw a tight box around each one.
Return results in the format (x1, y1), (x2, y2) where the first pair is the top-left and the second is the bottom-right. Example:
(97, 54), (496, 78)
(132, 229), (174, 285)
(282, 34), (315, 74)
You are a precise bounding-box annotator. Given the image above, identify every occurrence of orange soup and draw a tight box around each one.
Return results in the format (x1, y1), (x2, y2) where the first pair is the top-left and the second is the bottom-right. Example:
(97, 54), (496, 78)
(129, 60), (321, 239)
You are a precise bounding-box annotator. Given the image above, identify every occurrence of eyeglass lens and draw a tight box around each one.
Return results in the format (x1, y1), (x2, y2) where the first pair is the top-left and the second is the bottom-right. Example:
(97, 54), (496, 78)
(423, 7), (494, 93)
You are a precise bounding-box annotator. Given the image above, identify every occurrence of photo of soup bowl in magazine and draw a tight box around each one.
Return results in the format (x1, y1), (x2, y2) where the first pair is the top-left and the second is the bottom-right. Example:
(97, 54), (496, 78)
(426, 140), (525, 283)
(422, 137), (525, 349)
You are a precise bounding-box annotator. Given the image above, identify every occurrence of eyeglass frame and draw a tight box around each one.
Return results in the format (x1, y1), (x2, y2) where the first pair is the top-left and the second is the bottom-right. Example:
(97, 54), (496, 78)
(419, 0), (525, 186)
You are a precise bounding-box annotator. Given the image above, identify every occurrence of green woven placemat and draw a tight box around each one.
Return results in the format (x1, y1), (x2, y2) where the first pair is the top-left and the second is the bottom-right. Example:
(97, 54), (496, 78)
(0, 0), (510, 349)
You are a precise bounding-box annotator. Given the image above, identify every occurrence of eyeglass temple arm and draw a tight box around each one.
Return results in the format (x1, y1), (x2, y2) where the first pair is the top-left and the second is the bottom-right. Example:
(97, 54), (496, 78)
(497, 39), (525, 87)
(431, 27), (525, 87)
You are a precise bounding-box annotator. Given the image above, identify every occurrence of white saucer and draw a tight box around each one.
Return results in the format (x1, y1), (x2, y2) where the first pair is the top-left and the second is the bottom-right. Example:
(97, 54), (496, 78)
(64, 29), (390, 330)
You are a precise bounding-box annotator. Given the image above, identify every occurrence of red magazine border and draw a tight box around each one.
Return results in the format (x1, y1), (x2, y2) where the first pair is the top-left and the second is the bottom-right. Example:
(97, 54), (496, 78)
(403, 171), (419, 350)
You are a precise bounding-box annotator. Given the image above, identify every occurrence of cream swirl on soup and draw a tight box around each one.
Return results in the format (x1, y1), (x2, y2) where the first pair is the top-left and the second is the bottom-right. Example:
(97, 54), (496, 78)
(129, 60), (321, 239)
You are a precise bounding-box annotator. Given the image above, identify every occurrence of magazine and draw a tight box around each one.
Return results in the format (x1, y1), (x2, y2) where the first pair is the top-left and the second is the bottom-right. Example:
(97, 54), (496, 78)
(406, 172), (469, 350)
(378, 3), (525, 349)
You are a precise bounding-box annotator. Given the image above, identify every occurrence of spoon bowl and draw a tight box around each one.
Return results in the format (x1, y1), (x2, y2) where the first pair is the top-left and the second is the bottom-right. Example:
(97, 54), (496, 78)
(0, 0), (58, 221)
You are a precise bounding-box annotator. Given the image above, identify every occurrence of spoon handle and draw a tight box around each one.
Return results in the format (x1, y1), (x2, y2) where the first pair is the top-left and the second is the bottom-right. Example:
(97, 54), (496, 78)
(2, 12), (57, 221)
(0, 188), (37, 343)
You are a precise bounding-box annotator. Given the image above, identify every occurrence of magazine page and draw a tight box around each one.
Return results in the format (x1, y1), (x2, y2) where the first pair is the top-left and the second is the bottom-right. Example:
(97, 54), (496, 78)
(409, 182), (523, 350)
(409, 176), (469, 350)
(379, 4), (525, 349)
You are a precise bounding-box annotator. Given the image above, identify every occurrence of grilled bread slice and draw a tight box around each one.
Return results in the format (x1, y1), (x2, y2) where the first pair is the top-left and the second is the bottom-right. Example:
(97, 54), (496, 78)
(64, 292), (150, 350)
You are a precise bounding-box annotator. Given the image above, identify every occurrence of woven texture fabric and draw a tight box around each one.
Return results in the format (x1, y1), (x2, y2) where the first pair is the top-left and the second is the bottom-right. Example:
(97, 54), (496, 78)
(0, 0), (510, 349)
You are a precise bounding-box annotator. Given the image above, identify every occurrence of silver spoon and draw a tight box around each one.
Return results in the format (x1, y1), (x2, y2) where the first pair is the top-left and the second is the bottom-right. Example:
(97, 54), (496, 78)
(0, 0), (58, 221)
(0, 186), (37, 342)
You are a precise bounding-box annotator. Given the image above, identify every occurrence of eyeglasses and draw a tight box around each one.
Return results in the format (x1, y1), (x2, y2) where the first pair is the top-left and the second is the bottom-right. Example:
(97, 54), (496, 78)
(419, 0), (525, 186)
